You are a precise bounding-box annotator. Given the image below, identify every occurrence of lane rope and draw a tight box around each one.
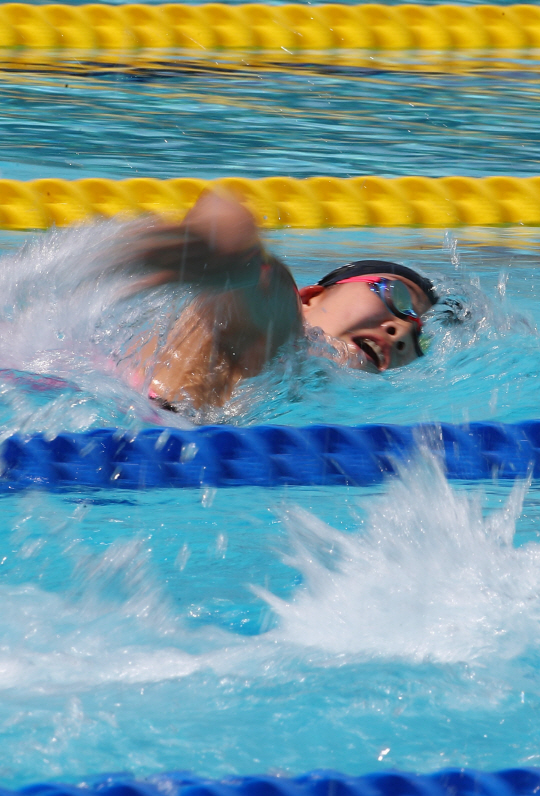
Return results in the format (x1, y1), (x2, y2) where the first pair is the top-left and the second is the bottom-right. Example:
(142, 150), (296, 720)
(3, 770), (540, 796)
(2, 175), (540, 229)
(0, 4), (539, 51)
(2, 420), (540, 489)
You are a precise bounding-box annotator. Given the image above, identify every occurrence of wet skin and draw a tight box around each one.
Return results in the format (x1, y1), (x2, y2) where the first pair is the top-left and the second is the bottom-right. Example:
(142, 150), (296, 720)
(299, 277), (432, 372)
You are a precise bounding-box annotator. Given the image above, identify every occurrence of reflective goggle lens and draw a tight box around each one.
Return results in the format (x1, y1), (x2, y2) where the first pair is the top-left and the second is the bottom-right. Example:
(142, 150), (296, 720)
(387, 279), (415, 316)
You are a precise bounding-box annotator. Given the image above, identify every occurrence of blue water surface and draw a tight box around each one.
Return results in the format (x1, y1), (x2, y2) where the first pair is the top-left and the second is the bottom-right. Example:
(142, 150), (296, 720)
(1, 61), (540, 181)
(0, 53), (540, 788)
(0, 224), (538, 431)
(0, 222), (538, 786)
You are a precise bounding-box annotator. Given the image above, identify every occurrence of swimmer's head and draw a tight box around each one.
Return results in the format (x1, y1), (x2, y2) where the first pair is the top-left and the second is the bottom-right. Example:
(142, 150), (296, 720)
(299, 260), (438, 372)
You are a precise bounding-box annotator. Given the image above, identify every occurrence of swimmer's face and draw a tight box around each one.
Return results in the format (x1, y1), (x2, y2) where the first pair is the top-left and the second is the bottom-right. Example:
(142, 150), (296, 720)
(299, 275), (432, 372)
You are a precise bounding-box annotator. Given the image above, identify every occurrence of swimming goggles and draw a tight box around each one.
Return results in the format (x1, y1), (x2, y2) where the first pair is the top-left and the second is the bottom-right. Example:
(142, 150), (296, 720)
(335, 275), (428, 357)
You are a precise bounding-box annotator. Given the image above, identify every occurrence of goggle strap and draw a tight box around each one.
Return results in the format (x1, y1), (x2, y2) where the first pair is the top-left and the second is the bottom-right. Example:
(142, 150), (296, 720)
(335, 276), (383, 285)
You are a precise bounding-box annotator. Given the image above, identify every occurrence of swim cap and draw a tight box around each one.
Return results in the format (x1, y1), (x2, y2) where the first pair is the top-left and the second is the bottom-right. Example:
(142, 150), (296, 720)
(318, 260), (439, 306)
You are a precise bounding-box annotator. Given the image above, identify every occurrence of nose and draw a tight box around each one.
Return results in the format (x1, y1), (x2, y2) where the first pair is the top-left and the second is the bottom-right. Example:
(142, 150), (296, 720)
(381, 319), (418, 368)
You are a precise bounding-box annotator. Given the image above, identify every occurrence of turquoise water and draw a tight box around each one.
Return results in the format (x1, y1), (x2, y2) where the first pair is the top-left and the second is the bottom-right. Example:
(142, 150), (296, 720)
(0, 223), (539, 430)
(1, 57), (540, 787)
(1, 64), (540, 181)
(2, 462), (540, 783)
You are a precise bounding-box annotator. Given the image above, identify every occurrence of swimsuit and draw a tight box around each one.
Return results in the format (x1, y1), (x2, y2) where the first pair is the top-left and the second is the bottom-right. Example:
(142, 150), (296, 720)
(148, 389), (181, 413)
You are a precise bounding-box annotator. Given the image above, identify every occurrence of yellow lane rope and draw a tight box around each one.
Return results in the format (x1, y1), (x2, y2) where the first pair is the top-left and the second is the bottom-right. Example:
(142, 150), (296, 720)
(0, 4), (539, 51)
(1, 176), (540, 229)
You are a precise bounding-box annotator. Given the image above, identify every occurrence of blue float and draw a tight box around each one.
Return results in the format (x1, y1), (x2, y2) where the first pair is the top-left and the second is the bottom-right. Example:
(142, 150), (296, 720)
(0, 420), (539, 490)
(2, 769), (540, 796)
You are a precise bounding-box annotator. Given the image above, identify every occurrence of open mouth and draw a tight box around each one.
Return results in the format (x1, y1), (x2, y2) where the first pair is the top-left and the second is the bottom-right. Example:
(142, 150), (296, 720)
(352, 337), (385, 370)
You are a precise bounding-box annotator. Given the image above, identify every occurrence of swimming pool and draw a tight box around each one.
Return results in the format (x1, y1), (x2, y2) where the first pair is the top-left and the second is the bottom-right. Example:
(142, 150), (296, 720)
(1, 44), (540, 789)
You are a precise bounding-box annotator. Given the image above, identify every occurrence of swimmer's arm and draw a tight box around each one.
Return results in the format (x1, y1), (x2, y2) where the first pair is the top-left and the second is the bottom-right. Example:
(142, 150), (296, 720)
(123, 192), (267, 292)
(124, 191), (303, 347)
(117, 192), (303, 406)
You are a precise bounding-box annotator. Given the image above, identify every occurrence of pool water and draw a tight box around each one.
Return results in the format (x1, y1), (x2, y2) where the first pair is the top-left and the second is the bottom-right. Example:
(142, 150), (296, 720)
(2, 62), (540, 181)
(1, 223), (539, 431)
(1, 54), (540, 787)
(2, 458), (540, 783)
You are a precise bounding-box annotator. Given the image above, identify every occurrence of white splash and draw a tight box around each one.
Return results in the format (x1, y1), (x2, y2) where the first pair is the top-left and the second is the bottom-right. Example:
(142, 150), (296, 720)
(0, 222), (192, 431)
(1, 454), (540, 693)
(259, 454), (540, 664)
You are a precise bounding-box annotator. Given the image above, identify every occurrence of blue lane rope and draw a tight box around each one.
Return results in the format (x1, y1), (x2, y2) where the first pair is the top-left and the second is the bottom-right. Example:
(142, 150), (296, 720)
(1, 420), (540, 490)
(4, 769), (540, 796)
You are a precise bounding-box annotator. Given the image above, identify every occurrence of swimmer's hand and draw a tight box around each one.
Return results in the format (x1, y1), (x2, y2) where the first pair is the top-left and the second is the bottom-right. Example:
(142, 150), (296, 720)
(117, 191), (264, 294)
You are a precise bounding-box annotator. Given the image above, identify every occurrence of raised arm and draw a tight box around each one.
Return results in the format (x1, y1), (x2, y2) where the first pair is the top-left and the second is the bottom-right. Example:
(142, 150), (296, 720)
(122, 191), (268, 290)
(117, 191), (302, 408)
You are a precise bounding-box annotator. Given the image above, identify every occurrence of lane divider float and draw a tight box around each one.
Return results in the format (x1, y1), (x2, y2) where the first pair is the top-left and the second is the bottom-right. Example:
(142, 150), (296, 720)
(2, 175), (540, 229)
(4, 770), (540, 796)
(0, 3), (539, 51)
(1, 420), (540, 489)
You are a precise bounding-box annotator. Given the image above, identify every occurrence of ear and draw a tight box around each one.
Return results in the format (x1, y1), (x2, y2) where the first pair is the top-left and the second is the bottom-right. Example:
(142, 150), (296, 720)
(298, 284), (326, 306)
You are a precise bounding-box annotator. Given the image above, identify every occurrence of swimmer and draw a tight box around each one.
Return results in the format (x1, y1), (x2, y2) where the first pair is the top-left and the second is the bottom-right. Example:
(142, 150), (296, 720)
(117, 191), (438, 410)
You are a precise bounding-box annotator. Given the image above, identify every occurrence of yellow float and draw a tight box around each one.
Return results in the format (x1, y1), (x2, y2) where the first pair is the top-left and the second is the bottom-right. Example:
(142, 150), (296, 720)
(0, 176), (539, 229)
(0, 4), (538, 51)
